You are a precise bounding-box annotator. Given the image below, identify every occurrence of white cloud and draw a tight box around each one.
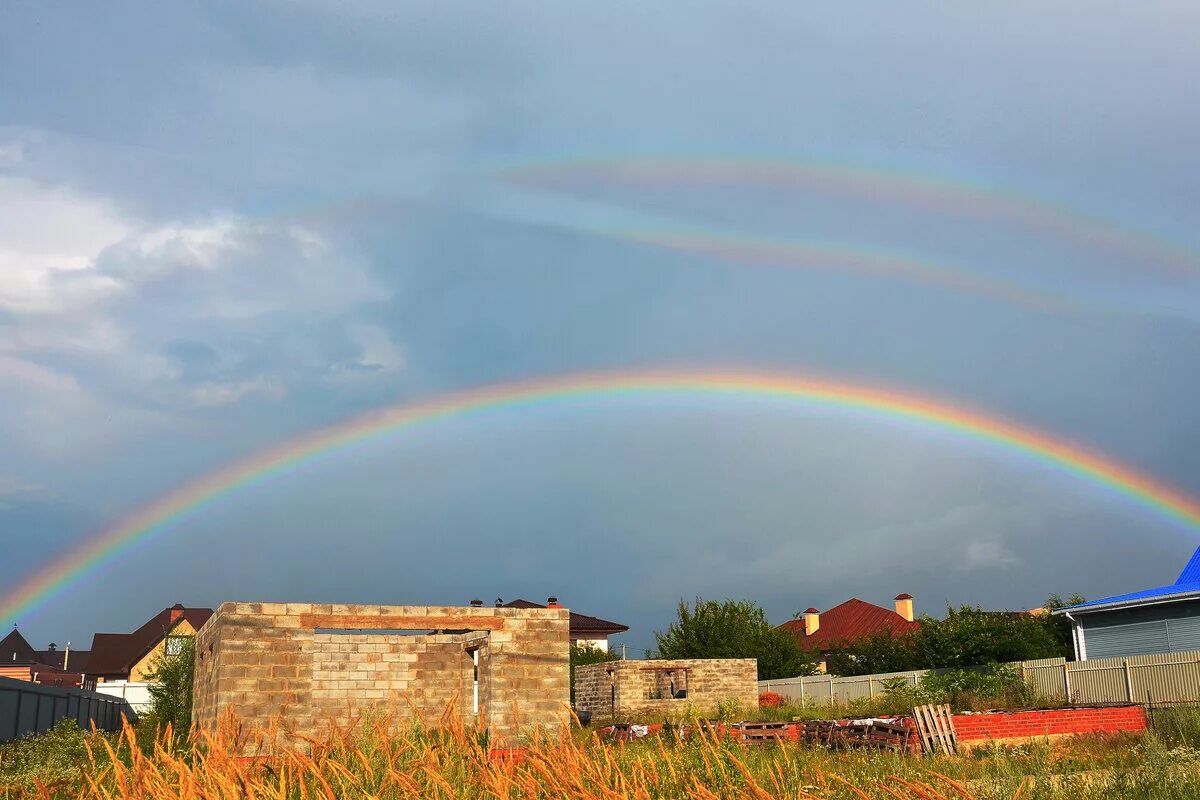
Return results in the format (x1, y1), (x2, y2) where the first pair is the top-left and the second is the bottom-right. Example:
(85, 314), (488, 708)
(0, 176), (133, 312)
(0, 472), (44, 500)
(190, 377), (287, 408)
(0, 170), (404, 458)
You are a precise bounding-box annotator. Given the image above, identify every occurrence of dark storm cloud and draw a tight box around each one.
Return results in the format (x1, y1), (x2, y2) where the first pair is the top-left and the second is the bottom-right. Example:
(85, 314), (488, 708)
(1, 1), (1198, 648)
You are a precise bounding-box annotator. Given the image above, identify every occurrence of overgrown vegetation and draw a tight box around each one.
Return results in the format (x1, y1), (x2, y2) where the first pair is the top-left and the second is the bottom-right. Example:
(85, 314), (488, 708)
(653, 598), (816, 680)
(569, 643), (619, 704)
(825, 605), (1067, 676)
(4, 710), (1200, 799)
(141, 635), (196, 731)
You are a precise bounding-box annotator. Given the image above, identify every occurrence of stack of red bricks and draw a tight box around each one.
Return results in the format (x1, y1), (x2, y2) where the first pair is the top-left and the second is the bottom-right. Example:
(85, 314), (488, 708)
(951, 705), (1146, 744)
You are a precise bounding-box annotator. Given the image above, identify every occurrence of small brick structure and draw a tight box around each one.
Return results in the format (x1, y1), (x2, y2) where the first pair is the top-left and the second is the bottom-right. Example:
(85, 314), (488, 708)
(951, 704), (1146, 749)
(192, 602), (570, 750)
(574, 658), (758, 719)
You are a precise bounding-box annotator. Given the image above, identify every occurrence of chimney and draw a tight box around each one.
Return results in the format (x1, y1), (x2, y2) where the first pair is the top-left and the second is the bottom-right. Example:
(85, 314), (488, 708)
(547, 596), (560, 608)
(47, 642), (57, 652)
(469, 599), (483, 608)
(894, 593), (914, 623)
(169, 603), (185, 624)
(803, 608), (820, 636)
(494, 597), (504, 608)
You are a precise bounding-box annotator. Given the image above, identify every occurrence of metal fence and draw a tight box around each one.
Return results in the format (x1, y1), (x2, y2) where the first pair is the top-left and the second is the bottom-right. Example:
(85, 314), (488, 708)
(0, 676), (136, 742)
(759, 668), (940, 706)
(759, 649), (1200, 708)
(94, 680), (154, 713)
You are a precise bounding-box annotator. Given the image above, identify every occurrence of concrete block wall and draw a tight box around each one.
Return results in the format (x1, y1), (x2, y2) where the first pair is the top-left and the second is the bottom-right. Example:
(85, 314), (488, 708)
(192, 602), (569, 749)
(575, 659), (758, 719)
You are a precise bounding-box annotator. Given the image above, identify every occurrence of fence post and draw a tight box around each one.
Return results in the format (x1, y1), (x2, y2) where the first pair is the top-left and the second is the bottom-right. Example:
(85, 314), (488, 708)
(869, 678), (876, 700)
(1123, 659), (1134, 703)
(1063, 663), (1072, 703)
(829, 675), (834, 704)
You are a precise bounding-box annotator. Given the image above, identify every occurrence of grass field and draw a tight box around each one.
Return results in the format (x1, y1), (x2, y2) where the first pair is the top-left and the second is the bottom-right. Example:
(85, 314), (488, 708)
(4, 708), (1200, 799)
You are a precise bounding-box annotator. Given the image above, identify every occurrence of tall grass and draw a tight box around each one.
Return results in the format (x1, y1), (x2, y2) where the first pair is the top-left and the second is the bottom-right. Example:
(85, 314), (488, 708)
(4, 711), (1200, 799)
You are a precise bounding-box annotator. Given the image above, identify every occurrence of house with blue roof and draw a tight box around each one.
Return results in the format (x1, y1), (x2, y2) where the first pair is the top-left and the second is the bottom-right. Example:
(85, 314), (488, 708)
(1053, 545), (1200, 661)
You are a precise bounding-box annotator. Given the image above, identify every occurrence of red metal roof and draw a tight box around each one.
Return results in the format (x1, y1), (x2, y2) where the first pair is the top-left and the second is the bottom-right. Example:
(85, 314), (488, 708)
(777, 598), (919, 652)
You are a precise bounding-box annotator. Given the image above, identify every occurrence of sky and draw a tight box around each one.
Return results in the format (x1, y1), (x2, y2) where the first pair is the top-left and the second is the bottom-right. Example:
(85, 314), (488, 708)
(2, 2), (1199, 654)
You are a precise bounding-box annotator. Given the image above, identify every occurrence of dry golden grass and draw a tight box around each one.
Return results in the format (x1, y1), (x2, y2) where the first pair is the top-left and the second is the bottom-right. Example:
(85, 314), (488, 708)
(5, 708), (1200, 799)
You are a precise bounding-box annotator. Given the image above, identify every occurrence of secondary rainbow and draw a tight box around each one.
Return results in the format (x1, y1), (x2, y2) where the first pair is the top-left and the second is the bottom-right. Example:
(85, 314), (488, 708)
(499, 156), (1200, 276)
(6, 368), (1200, 623)
(611, 227), (1071, 312)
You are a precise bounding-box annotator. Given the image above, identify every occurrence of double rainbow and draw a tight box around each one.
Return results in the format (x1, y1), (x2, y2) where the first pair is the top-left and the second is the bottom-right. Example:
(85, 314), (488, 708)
(500, 156), (1200, 276)
(4, 368), (1200, 623)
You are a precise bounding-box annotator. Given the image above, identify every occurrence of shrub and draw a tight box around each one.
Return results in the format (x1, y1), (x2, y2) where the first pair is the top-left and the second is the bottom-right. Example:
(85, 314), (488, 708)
(826, 605), (1065, 676)
(758, 691), (784, 708)
(569, 642), (619, 705)
(142, 636), (195, 731)
(0, 718), (105, 789)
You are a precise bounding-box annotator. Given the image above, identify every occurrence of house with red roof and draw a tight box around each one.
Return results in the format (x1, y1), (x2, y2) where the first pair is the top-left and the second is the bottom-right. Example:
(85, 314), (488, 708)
(85, 603), (212, 683)
(0, 626), (91, 688)
(777, 593), (920, 673)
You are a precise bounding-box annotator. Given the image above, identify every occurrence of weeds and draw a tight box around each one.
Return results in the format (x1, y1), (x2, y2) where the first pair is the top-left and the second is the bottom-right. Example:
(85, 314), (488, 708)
(3, 711), (1200, 799)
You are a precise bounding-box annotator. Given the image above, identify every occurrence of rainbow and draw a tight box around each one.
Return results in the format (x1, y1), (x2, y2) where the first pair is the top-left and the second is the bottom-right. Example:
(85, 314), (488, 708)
(498, 157), (1200, 276)
(6, 368), (1200, 623)
(612, 227), (1072, 312)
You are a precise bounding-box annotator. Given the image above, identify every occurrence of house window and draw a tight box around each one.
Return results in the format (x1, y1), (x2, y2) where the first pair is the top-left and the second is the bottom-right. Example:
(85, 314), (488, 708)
(165, 636), (188, 656)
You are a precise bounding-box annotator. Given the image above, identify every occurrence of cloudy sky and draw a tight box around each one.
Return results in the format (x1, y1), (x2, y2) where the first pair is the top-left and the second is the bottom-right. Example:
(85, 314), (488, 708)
(2, 2), (1199, 652)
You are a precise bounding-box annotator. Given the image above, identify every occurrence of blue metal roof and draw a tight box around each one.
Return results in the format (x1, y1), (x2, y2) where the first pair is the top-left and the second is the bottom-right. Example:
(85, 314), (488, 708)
(1065, 545), (1200, 612)
(1176, 546), (1200, 584)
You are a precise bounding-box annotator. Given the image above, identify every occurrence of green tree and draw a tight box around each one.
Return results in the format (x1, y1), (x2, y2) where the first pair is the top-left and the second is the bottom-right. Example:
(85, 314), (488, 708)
(143, 636), (195, 731)
(1044, 593), (1086, 660)
(825, 604), (1067, 676)
(919, 605), (1062, 668)
(824, 629), (923, 676)
(652, 598), (816, 680)
(570, 642), (619, 704)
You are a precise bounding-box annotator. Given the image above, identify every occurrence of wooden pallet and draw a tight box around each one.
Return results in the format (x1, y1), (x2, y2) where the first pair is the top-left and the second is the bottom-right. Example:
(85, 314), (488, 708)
(912, 704), (958, 756)
(737, 721), (790, 746)
(866, 721), (912, 753)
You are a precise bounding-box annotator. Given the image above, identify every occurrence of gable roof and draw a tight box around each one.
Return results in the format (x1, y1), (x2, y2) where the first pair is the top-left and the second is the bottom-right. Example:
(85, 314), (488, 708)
(777, 598), (919, 652)
(1058, 545), (1200, 615)
(36, 647), (90, 672)
(86, 605), (212, 677)
(0, 628), (39, 665)
(500, 599), (629, 636)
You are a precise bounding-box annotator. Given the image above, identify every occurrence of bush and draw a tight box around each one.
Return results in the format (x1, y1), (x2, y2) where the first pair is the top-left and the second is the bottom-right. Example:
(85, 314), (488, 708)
(0, 718), (105, 789)
(875, 664), (1042, 712)
(826, 605), (1065, 676)
(143, 636), (195, 731)
(758, 691), (784, 708)
(570, 642), (619, 705)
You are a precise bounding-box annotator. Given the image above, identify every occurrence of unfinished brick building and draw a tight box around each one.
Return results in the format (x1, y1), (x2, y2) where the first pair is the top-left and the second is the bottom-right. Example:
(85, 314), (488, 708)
(574, 658), (758, 719)
(191, 602), (569, 748)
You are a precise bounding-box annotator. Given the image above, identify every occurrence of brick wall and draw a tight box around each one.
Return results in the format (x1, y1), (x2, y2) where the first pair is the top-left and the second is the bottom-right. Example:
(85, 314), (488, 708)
(574, 659), (758, 719)
(192, 602), (569, 750)
(952, 705), (1146, 746)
